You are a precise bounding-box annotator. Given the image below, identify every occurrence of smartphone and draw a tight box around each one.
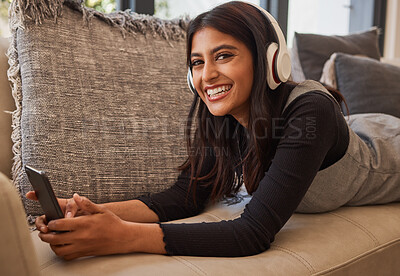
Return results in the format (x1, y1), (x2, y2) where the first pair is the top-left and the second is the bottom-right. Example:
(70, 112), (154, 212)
(25, 165), (64, 222)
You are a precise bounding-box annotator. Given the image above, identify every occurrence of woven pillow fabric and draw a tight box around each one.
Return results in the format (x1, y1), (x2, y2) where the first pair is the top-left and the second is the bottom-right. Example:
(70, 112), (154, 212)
(8, 1), (192, 219)
(294, 28), (381, 81)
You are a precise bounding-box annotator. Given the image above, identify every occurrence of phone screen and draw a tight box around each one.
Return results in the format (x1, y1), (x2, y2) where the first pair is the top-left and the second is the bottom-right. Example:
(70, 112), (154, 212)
(25, 165), (64, 222)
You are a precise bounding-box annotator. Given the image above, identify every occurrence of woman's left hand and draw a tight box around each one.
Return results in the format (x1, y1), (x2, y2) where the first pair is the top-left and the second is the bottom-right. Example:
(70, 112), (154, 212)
(38, 194), (135, 260)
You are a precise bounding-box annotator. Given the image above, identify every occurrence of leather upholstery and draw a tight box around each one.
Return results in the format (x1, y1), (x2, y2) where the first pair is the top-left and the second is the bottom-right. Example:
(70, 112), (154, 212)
(0, 172), (39, 276)
(28, 195), (400, 275)
(0, 37), (14, 178)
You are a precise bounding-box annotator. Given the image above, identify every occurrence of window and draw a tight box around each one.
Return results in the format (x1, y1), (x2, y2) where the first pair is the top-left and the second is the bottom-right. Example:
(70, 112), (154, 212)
(287, 0), (386, 54)
(106, 0), (388, 55)
(85, 0), (116, 13)
(0, 0), (11, 37)
(287, 0), (352, 47)
(154, 0), (260, 19)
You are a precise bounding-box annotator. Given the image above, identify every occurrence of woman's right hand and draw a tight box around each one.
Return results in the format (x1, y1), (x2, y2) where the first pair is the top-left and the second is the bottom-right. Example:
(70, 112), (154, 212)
(26, 191), (84, 233)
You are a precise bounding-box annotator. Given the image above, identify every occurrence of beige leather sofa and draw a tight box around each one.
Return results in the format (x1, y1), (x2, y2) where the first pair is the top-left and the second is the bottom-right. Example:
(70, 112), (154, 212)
(1, 1), (400, 275)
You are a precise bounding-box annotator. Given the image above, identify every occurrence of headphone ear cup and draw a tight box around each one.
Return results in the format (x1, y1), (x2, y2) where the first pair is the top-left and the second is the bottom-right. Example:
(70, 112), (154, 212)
(276, 49), (291, 83)
(187, 68), (198, 96)
(266, 42), (280, 90)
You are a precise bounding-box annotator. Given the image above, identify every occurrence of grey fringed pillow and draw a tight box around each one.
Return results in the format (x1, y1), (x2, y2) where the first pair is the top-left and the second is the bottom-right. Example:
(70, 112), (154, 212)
(8, 0), (192, 219)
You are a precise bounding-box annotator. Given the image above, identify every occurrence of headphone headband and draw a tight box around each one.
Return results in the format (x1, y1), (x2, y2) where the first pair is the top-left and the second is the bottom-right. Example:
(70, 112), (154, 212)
(247, 3), (291, 89)
(187, 2), (291, 96)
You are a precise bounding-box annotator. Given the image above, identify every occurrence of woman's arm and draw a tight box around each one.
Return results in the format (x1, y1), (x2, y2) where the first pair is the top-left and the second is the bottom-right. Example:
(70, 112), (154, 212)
(33, 138), (216, 260)
(101, 199), (160, 222)
(29, 155), (215, 230)
(39, 193), (167, 260)
(27, 192), (161, 233)
(134, 153), (216, 222)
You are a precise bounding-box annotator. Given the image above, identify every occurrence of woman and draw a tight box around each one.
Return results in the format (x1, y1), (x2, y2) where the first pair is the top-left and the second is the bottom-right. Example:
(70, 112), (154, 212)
(27, 1), (400, 260)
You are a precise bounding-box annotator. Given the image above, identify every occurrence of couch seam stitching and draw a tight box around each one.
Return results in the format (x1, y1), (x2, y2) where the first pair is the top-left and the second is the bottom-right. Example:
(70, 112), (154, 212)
(39, 258), (64, 271)
(311, 238), (400, 275)
(271, 244), (315, 274)
(172, 256), (207, 276)
(328, 212), (379, 246)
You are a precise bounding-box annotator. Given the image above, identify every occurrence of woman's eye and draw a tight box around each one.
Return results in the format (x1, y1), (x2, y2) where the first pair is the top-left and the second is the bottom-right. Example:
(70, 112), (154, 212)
(216, 53), (233, 61)
(191, 60), (203, 67)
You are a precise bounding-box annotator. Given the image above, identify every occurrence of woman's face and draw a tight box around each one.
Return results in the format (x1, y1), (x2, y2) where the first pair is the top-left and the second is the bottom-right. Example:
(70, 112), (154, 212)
(190, 27), (254, 127)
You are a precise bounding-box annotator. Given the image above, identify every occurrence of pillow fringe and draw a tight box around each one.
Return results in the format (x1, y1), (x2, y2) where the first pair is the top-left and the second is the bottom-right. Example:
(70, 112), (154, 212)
(9, 0), (189, 41)
(6, 27), (23, 205)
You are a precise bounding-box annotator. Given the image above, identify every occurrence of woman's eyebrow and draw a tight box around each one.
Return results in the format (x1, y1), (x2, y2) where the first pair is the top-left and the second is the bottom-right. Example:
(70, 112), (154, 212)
(190, 44), (238, 58)
(211, 44), (238, 54)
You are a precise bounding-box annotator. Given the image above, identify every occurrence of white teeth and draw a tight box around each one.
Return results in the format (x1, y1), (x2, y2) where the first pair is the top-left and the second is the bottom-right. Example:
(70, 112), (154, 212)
(207, 85), (232, 96)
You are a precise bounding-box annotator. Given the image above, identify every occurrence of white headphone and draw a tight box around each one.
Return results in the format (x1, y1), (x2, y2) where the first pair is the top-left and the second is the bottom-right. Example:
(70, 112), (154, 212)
(187, 2), (291, 96)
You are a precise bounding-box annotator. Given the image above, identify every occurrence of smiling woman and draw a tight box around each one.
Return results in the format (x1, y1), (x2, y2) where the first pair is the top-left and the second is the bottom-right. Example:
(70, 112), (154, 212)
(29, 0), (400, 259)
(190, 27), (254, 125)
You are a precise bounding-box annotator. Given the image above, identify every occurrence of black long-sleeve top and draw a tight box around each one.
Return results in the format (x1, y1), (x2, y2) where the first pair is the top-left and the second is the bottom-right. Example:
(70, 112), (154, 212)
(137, 91), (350, 257)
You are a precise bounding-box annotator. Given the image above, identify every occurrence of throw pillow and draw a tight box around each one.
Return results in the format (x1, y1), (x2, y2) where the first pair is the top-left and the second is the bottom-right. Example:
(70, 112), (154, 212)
(295, 28), (381, 81)
(319, 53), (367, 89)
(9, 0), (192, 219)
(319, 53), (339, 89)
(334, 53), (400, 117)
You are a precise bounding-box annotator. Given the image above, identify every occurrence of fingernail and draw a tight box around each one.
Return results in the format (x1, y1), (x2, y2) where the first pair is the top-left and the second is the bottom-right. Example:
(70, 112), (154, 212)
(40, 226), (46, 232)
(74, 193), (82, 202)
(66, 211), (72, 218)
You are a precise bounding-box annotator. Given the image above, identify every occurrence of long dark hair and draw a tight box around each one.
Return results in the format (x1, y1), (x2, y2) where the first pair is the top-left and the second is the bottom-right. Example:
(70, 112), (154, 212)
(179, 1), (347, 204)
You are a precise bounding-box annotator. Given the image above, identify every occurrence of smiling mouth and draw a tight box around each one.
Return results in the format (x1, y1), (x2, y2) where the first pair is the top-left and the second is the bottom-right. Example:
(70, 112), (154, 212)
(206, 85), (232, 98)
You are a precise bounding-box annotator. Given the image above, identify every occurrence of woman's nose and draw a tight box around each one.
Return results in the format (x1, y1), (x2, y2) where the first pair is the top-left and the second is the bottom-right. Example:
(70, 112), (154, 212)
(202, 61), (219, 83)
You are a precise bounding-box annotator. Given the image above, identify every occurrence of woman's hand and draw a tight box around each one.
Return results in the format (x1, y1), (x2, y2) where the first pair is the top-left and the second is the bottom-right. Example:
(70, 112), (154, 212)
(26, 191), (89, 233)
(38, 194), (137, 260)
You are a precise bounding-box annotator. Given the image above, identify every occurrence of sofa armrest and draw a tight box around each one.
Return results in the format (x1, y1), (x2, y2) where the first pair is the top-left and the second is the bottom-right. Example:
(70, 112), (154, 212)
(0, 37), (14, 179)
(0, 172), (39, 276)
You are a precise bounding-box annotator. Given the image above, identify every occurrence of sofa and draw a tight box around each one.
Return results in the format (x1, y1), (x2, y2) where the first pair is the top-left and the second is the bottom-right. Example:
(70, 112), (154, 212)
(1, 0), (400, 275)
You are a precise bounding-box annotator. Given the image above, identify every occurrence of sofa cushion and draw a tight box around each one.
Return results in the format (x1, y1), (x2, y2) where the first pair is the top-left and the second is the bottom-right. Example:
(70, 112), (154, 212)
(30, 195), (400, 275)
(0, 172), (40, 275)
(8, 1), (192, 219)
(294, 28), (381, 81)
(333, 53), (400, 117)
